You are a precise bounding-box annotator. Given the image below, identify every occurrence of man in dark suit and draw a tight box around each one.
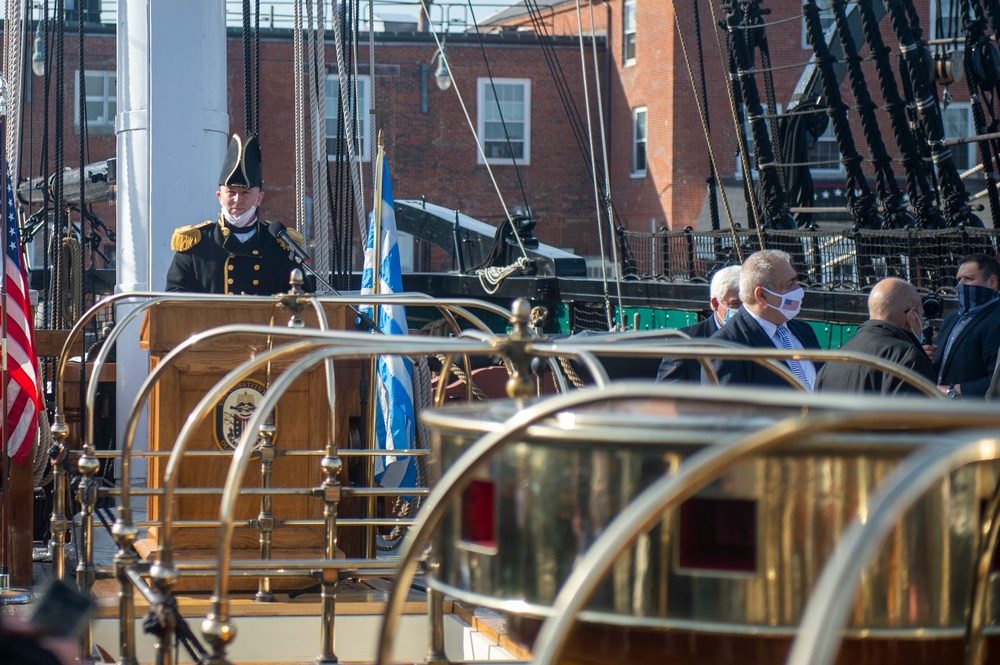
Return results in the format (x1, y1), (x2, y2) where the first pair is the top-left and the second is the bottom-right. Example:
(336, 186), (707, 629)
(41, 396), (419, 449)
(815, 277), (935, 395)
(929, 253), (1000, 399)
(708, 249), (821, 389)
(165, 134), (308, 295)
(656, 265), (741, 382)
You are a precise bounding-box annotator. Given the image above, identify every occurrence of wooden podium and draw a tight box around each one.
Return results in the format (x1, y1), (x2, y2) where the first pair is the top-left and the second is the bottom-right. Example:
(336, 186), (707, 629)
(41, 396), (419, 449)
(136, 301), (363, 590)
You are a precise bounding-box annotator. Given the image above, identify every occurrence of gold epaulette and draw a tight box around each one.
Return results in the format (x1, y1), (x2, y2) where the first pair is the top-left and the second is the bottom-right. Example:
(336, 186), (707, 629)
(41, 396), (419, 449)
(270, 221), (304, 252)
(170, 221), (213, 252)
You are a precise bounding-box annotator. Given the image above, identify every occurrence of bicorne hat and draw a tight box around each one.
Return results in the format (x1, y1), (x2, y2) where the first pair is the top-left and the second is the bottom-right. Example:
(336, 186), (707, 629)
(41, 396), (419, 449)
(219, 134), (262, 189)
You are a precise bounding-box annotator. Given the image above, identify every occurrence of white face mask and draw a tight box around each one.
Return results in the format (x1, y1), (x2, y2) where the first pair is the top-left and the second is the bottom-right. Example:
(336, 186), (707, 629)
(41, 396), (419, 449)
(222, 204), (258, 228)
(905, 308), (924, 339)
(761, 286), (803, 321)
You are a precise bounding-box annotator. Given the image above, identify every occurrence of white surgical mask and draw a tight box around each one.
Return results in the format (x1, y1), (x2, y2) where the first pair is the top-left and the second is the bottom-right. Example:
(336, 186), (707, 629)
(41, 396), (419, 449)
(222, 204), (258, 228)
(761, 286), (803, 321)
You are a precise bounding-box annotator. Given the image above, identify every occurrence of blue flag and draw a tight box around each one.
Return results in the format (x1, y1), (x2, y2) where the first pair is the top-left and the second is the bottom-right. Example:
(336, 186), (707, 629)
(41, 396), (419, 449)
(360, 157), (416, 489)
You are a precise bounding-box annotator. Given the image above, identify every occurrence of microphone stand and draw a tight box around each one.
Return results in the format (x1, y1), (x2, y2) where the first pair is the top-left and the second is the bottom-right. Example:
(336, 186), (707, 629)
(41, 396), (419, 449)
(285, 255), (383, 334)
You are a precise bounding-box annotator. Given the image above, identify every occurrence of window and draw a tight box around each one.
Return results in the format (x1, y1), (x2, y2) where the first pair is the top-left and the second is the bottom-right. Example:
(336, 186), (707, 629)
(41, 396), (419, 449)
(943, 103), (975, 170)
(808, 117), (843, 174)
(623, 0), (636, 65)
(74, 70), (115, 135)
(632, 107), (647, 176)
(801, 5), (835, 50)
(477, 78), (531, 165)
(930, 0), (962, 44)
(325, 74), (370, 162)
(735, 104), (781, 179)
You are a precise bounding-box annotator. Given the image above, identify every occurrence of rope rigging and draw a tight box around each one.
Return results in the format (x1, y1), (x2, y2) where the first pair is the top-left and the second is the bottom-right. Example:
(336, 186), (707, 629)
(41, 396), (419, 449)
(721, 0), (796, 232)
(830, 0), (913, 229)
(855, 0), (945, 228)
(802, 0), (882, 230)
(883, 0), (979, 227)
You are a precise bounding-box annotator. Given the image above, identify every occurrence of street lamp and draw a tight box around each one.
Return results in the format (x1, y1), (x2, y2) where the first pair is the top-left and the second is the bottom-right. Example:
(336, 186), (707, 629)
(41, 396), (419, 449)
(433, 47), (451, 91)
(31, 10), (45, 78)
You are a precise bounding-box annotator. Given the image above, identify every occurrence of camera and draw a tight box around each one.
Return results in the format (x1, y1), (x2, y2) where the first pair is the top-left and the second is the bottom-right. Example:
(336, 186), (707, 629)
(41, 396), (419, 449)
(921, 294), (944, 346)
(922, 294), (943, 319)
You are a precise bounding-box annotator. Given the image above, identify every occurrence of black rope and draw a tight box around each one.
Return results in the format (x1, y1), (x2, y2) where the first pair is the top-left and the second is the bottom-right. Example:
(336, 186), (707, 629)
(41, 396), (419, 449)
(803, 0), (881, 230)
(831, 0), (912, 229)
(53, 0), (66, 330)
(254, 0), (260, 137)
(856, 0), (942, 228)
(38, 0), (52, 329)
(960, 11), (1000, 228)
(242, 0), (253, 138)
(722, 0), (794, 230)
(884, 0), (977, 227)
(522, 0), (628, 231)
(691, 0), (720, 231)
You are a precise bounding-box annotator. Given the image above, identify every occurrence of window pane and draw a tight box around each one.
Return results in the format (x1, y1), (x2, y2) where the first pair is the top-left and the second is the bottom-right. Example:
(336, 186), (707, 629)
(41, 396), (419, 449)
(325, 75), (369, 161)
(635, 111), (646, 140)
(943, 106), (971, 169)
(635, 143), (646, 172)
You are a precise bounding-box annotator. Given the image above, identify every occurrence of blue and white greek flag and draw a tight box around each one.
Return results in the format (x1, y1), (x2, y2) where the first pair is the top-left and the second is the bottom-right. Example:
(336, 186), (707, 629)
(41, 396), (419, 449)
(360, 157), (416, 488)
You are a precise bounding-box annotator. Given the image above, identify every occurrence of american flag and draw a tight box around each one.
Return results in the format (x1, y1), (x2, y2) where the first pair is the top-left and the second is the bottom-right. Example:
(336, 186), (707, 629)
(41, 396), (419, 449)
(4, 163), (39, 463)
(780, 298), (798, 311)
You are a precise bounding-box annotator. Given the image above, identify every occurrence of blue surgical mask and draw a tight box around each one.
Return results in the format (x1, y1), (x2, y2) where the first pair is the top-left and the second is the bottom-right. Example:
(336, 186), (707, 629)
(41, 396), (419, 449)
(723, 306), (739, 323)
(957, 283), (998, 313)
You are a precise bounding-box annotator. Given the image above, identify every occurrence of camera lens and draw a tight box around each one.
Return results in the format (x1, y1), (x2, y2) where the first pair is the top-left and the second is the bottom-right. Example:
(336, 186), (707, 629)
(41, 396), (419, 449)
(922, 294), (943, 319)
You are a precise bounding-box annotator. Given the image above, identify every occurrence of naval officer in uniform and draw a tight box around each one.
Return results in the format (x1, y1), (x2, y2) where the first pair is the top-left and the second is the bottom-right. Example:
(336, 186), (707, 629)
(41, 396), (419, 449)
(166, 134), (309, 295)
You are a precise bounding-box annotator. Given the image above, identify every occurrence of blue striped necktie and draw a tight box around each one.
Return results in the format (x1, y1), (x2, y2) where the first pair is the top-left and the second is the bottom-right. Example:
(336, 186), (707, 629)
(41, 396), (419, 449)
(775, 324), (811, 390)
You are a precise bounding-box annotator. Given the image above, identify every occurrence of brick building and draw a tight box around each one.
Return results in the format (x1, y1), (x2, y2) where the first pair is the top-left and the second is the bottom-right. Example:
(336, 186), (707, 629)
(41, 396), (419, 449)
(7, 0), (984, 280)
(488, 0), (980, 230)
(9, 19), (610, 271)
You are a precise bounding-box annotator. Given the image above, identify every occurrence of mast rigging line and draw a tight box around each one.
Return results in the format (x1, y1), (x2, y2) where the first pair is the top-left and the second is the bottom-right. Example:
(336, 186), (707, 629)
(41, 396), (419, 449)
(520, 0), (631, 234)
(572, 0), (617, 331)
(327, 0), (369, 244)
(465, 0), (532, 215)
(417, 2), (531, 263)
(667, 0), (745, 260)
(583, 0), (625, 330)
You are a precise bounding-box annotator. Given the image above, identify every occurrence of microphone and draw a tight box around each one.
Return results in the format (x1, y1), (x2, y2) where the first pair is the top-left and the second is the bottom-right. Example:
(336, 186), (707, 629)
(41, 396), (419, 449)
(269, 221), (311, 264)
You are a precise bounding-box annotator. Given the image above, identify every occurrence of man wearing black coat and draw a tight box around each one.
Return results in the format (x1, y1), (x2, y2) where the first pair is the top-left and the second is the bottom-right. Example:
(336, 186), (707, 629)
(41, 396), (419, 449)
(929, 253), (1000, 399)
(166, 134), (307, 295)
(656, 265), (741, 382)
(815, 278), (935, 395)
(707, 249), (821, 389)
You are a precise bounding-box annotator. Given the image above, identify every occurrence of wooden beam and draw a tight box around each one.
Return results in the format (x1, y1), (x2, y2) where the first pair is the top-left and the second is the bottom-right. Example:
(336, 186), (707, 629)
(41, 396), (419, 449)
(35, 330), (84, 358)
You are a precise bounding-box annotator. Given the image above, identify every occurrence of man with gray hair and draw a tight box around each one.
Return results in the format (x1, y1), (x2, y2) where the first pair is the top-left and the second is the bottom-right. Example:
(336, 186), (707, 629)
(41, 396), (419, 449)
(708, 249), (821, 388)
(657, 265), (742, 382)
(815, 277), (934, 394)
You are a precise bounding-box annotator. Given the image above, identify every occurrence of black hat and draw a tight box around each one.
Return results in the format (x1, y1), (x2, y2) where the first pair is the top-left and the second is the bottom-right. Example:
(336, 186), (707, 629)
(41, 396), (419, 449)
(219, 134), (262, 189)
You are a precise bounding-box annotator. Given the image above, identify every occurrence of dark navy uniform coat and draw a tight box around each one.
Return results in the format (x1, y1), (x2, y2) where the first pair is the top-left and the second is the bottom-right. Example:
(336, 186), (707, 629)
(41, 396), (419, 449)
(165, 217), (304, 295)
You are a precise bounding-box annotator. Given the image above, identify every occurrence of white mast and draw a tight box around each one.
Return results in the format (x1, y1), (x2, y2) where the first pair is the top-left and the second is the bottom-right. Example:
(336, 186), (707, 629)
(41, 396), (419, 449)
(115, 0), (229, 475)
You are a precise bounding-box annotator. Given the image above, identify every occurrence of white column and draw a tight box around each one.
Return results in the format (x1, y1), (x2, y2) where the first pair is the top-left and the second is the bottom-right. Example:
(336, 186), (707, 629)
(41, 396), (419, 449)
(115, 0), (229, 483)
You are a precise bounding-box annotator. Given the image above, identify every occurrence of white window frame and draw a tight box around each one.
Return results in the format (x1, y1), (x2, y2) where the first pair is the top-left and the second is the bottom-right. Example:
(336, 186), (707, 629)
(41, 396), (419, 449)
(325, 74), (371, 162)
(929, 0), (963, 46)
(801, 6), (836, 50)
(476, 78), (531, 166)
(943, 102), (976, 171)
(623, 0), (637, 66)
(74, 70), (116, 135)
(632, 107), (647, 177)
(809, 115), (845, 175)
(735, 103), (781, 179)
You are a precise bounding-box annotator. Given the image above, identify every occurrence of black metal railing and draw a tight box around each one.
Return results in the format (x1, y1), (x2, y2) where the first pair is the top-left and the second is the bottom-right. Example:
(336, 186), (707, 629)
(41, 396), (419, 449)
(617, 227), (999, 292)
